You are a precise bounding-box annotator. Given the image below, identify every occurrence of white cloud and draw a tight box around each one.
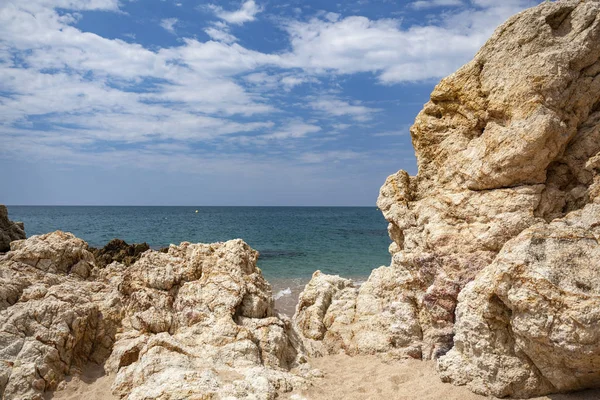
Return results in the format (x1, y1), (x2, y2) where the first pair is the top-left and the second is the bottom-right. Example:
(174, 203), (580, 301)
(160, 18), (178, 34)
(410, 0), (464, 9)
(262, 121), (321, 140)
(208, 0), (262, 25)
(0, 0), (537, 177)
(299, 150), (362, 164)
(309, 97), (380, 122)
(277, 1), (536, 83)
(205, 27), (238, 43)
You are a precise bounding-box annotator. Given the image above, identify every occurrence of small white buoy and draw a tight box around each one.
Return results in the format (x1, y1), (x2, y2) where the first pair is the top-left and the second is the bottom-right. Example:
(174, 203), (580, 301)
(195, 210), (199, 213)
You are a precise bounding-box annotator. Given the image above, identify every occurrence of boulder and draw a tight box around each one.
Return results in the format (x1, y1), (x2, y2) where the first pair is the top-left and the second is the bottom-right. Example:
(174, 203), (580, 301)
(0, 205), (25, 253)
(108, 239), (310, 399)
(0, 233), (314, 400)
(293, 0), (600, 363)
(0, 232), (119, 400)
(437, 204), (600, 397)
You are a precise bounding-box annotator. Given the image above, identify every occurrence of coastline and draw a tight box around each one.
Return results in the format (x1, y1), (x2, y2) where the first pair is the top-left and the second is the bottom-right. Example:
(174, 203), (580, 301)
(271, 275), (370, 316)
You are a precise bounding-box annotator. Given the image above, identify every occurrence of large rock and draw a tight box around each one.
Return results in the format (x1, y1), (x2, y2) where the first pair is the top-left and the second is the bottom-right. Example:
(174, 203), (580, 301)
(0, 232), (314, 400)
(107, 239), (312, 400)
(437, 204), (600, 397)
(293, 0), (600, 362)
(0, 232), (119, 400)
(0, 205), (25, 253)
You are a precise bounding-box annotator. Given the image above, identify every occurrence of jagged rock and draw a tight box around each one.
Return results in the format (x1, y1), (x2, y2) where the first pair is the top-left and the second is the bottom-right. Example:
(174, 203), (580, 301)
(0, 205), (25, 253)
(293, 271), (357, 357)
(0, 233), (313, 400)
(437, 204), (600, 397)
(293, 0), (600, 363)
(108, 239), (310, 399)
(0, 232), (119, 400)
(90, 239), (150, 268)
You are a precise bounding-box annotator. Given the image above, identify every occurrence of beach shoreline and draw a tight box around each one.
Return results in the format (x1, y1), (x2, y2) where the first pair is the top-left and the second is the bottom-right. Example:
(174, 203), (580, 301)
(271, 275), (370, 316)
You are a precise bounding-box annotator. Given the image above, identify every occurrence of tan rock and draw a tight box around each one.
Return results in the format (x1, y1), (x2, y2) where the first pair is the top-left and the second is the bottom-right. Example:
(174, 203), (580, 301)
(293, 0), (600, 363)
(437, 204), (600, 397)
(108, 239), (309, 399)
(0, 234), (312, 399)
(0, 232), (118, 400)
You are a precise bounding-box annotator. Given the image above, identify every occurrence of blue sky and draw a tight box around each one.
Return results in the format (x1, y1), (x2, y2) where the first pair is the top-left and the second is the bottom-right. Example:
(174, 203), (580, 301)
(0, 0), (536, 205)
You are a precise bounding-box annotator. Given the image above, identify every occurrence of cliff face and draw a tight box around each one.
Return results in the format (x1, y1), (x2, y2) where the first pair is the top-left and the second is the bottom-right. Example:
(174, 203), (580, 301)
(0, 232), (315, 399)
(293, 1), (600, 396)
(376, 0), (600, 358)
(0, 205), (25, 253)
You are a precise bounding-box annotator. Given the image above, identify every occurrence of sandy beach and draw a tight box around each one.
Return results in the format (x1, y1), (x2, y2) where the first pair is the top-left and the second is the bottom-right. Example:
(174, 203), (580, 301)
(47, 355), (600, 400)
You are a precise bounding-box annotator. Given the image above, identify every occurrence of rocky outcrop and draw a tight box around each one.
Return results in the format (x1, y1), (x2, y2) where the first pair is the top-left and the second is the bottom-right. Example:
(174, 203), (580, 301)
(0, 232), (314, 400)
(0, 205), (25, 253)
(293, 272), (358, 357)
(293, 0), (600, 366)
(90, 239), (150, 268)
(0, 231), (118, 400)
(437, 204), (600, 397)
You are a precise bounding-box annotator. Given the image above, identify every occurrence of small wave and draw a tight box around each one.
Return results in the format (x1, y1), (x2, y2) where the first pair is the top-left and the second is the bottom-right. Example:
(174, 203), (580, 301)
(274, 287), (292, 300)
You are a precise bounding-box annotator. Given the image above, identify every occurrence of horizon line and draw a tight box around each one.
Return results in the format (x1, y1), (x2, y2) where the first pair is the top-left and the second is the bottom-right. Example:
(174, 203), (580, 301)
(5, 204), (380, 208)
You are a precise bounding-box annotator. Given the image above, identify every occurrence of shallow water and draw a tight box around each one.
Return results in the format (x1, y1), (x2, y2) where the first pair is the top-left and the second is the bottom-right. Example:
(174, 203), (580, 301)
(7, 207), (391, 297)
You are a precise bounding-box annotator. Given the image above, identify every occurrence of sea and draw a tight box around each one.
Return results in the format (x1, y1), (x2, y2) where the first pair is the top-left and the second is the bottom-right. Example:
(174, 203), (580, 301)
(7, 206), (392, 313)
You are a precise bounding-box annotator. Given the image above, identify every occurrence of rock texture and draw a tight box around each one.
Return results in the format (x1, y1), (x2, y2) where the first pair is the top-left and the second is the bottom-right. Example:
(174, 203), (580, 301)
(0, 232), (313, 400)
(293, 0), (600, 362)
(0, 205), (25, 253)
(90, 239), (150, 268)
(437, 204), (600, 397)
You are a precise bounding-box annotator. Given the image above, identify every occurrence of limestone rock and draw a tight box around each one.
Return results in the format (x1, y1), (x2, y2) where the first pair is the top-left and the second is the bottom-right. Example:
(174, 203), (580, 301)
(90, 239), (150, 268)
(0, 232), (119, 400)
(108, 239), (309, 399)
(0, 205), (25, 253)
(293, 0), (600, 362)
(293, 271), (357, 357)
(437, 204), (600, 397)
(0, 233), (312, 400)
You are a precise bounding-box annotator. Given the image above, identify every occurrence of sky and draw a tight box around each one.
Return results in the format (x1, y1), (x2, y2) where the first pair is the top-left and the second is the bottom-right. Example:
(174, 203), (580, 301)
(0, 0), (537, 206)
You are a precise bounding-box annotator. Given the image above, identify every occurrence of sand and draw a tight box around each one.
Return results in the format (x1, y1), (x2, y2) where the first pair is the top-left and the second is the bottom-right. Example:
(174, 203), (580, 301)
(46, 355), (600, 400)
(286, 354), (600, 400)
(44, 364), (117, 400)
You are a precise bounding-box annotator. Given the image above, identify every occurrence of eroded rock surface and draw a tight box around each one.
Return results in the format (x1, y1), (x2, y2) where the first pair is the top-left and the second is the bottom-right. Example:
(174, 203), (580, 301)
(0, 205), (25, 253)
(438, 204), (600, 397)
(0, 232), (313, 400)
(293, 0), (600, 365)
(0, 231), (118, 400)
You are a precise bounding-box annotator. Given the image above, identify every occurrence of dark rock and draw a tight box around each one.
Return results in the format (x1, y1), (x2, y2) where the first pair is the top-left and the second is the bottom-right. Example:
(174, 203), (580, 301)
(0, 205), (26, 253)
(91, 238), (150, 268)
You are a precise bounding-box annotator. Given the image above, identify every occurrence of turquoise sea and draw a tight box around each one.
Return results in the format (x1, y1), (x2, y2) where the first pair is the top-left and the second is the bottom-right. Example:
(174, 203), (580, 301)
(7, 207), (391, 285)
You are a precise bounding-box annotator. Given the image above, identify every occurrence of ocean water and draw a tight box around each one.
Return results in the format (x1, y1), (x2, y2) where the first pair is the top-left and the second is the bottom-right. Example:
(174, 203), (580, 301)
(6, 206), (392, 283)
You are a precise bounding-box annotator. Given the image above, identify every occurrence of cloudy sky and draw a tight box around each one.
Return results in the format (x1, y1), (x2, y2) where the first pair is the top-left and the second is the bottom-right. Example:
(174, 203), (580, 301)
(0, 0), (536, 205)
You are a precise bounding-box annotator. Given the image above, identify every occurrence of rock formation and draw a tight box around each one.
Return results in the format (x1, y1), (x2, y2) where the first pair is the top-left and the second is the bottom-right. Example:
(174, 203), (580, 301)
(437, 204), (600, 397)
(90, 238), (150, 268)
(0, 232), (314, 400)
(0, 205), (25, 253)
(293, 0), (600, 395)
